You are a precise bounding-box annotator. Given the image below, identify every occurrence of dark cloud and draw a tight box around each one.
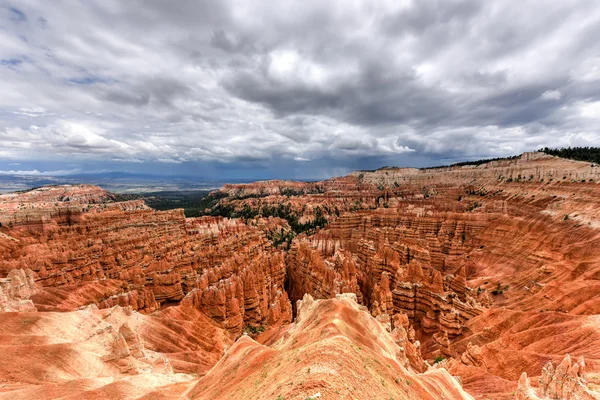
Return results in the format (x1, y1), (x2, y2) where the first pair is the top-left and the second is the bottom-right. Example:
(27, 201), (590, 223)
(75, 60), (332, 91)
(381, 0), (483, 37)
(9, 7), (26, 22)
(0, 0), (599, 179)
(1, 58), (22, 66)
(101, 89), (151, 107)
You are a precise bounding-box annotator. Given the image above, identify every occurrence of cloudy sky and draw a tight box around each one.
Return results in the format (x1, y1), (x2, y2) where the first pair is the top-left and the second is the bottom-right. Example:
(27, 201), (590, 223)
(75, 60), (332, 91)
(1, 0), (599, 180)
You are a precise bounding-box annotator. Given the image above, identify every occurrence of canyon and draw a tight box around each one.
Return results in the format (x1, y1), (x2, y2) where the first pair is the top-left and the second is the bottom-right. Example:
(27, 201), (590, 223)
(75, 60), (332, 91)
(1, 152), (600, 399)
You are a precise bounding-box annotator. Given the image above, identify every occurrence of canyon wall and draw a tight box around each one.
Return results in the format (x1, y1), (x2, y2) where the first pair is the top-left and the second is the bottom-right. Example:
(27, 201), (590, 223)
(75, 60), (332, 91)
(0, 191), (292, 337)
(209, 152), (600, 398)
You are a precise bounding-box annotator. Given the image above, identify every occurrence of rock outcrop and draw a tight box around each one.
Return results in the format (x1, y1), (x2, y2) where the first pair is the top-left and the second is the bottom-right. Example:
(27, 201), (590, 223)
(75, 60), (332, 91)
(188, 294), (474, 400)
(0, 191), (293, 335)
(286, 210), (484, 343)
(0, 303), (231, 399)
(516, 355), (600, 400)
(0, 268), (37, 312)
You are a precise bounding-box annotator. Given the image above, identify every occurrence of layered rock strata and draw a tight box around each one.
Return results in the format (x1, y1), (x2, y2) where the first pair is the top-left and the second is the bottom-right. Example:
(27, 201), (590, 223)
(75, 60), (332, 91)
(188, 294), (474, 400)
(0, 191), (292, 336)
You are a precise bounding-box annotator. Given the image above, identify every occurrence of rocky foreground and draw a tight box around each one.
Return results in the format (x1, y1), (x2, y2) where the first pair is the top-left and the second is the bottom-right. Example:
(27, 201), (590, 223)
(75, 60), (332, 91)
(1, 152), (600, 399)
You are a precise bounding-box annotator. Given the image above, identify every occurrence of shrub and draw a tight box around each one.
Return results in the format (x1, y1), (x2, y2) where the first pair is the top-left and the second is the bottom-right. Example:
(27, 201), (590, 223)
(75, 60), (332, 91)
(491, 283), (504, 295)
(244, 325), (265, 335)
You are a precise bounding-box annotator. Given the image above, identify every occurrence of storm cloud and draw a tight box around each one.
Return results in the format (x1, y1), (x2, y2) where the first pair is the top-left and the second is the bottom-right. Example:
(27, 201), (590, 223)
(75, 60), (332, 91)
(1, 0), (599, 179)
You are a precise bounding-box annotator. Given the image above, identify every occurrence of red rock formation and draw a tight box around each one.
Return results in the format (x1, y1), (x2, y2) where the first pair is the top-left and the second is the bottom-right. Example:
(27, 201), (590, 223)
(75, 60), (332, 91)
(286, 210), (484, 343)
(0, 184), (146, 227)
(0, 189), (293, 337)
(286, 238), (363, 306)
(182, 249), (291, 336)
(516, 355), (599, 400)
(188, 294), (474, 400)
(209, 152), (600, 399)
(0, 303), (232, 399)
(2, 152), (600, 399)
(0, 268), (37, 311)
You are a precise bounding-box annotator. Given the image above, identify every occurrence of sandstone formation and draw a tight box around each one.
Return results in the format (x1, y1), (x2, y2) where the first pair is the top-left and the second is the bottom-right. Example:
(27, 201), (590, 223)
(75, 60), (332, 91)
(516, 355), (600, 400)
(0, 184), (146, 227)
(286, 210), (485, 341)
(1, 152), (600, 399)
(188, 294), (474, 400)
(0, 198), (292, 336)
(0, 303), (230, 399)
(206, 152), (600, 398)
(0, 268), (37, 312)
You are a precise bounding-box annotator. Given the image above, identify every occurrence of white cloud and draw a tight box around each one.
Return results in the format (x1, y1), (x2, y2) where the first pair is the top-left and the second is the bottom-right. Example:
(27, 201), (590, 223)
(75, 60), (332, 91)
(540, 90), (562, 100)
(578, 101), (600, 119)
(12, 107), (50, 117)
(0, 168), (81, 176)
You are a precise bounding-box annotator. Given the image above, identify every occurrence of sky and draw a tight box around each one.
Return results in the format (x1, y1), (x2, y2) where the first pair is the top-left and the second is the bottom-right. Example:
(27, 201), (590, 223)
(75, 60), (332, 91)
(1, 0), (600, 180)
